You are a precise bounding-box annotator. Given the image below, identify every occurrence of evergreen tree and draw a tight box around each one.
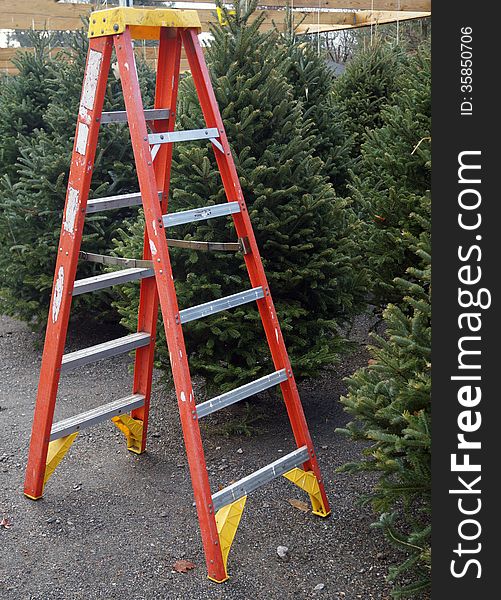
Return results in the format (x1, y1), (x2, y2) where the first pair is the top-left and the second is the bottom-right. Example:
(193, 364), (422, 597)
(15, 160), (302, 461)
(0, 30), (156, 325)
(337, 221), (431, 598)
(333, 40), (405, 159)
(0, 32), (54, 182)
(113, 0), (367, 392)
(278, 13), (352, 189)
(350, 46), (431, 304)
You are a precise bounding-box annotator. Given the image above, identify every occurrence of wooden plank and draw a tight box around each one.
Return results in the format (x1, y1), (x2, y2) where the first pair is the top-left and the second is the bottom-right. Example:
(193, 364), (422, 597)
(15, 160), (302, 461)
(0, 0), (431, 31)
(0, 8), (430, 33)
(0, 0), (91, 30)
(295, 9), (430, 33)
(0, 46), (190, 75)
(194, 0), (431, 9)
(1, 0), (431, 13)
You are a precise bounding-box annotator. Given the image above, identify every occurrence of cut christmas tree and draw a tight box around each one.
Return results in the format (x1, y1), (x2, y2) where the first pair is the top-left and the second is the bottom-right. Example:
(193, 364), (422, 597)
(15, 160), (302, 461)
(349, 45), (431, 304)
(113, 0), (367, 393)
(0, 30), (156, 326)
(337, 219), (431, 597)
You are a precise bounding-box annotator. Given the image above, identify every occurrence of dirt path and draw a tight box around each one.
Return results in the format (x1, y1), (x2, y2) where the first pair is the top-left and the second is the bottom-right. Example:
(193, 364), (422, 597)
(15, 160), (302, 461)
(0, 314), (398, 599)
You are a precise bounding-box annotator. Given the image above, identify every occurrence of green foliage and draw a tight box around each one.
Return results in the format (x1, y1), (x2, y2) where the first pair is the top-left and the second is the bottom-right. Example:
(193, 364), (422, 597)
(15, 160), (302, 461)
(334, 40), (406, 159)
(0, 31), (156, 325)
(278, 14), (352, 189)
(337, 223), (431, 597)
(0, 32), (53, 181)
(113, 0), (366, 392)
(349, 46), (431, 304)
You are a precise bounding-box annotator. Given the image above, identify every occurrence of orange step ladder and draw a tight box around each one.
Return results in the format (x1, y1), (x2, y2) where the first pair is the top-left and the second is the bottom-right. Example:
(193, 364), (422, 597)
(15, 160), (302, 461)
(24, 5), (330, 583)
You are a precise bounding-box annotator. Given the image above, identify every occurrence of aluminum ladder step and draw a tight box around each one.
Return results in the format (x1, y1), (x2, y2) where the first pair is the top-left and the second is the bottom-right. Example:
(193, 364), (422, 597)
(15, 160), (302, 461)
(61, 332), (151, 373)
(50, 394), (145, 441)
(86, 191), (162, 214)
(211, 446), (310, 511)
(148, 127), (219, 145)
(101, 108), (169, 124)
(73, 267), (154, 295)
(196, 369), (288, 418)
(180, 287), (264, 324)
(162, 201), (240, 228)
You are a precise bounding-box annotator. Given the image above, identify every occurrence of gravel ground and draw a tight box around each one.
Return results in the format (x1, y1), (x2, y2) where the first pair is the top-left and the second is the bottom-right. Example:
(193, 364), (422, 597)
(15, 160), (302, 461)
(0, 313), (400, 599)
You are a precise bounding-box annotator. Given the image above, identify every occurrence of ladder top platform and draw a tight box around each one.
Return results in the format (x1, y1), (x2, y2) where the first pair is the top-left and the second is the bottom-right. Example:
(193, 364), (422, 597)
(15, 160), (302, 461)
(88, 7), (202, 39)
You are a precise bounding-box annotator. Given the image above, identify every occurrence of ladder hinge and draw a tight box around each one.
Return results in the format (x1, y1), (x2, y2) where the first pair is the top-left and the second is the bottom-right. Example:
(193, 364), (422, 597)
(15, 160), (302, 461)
(239, 237), (252, 255)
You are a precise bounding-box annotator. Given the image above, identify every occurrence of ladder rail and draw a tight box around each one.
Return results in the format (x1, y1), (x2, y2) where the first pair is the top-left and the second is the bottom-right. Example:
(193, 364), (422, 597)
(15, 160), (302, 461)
(130, 28), (183, 451)
(24, 36), (114, 501)
(114, 27), (227, 582)
(182, 29), (329, 513)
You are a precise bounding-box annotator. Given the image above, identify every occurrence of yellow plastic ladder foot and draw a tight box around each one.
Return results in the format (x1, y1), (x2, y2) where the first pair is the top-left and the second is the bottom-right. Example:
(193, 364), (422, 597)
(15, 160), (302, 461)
(112, 414), (144, 454)
(207, 574), (230, 584)
(24, 493), (43, 501)
(283, 468), (331, 517)
(42, 432), (79, 488)
(210, 496), (247, 582)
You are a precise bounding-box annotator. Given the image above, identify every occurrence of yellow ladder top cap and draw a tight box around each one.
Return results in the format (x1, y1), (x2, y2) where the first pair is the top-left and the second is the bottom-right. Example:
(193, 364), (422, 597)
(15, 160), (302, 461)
(88, 7), (202, 39)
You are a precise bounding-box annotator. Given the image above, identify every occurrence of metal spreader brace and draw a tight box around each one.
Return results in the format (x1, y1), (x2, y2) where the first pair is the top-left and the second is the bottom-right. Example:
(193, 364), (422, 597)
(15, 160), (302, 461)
(23, 5), (330, 583)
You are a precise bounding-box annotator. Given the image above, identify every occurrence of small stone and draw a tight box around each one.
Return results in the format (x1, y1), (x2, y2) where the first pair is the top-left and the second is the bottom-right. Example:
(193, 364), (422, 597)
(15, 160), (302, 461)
(314, 583), (325, 592)
(236, 448), (243, 454)
(46, 517), (56, 524)
(215, 446), (221, 450)
(277, 545), (289, 560)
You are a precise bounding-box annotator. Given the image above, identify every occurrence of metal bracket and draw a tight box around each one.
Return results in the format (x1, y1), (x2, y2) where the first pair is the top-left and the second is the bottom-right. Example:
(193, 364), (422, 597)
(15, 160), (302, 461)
(238, 237), (252, 255)
(210, 137), (224, 153)
(151, 144), (161, 161)
(79, 251), (154, 269)
(79, 239), (242, 270)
